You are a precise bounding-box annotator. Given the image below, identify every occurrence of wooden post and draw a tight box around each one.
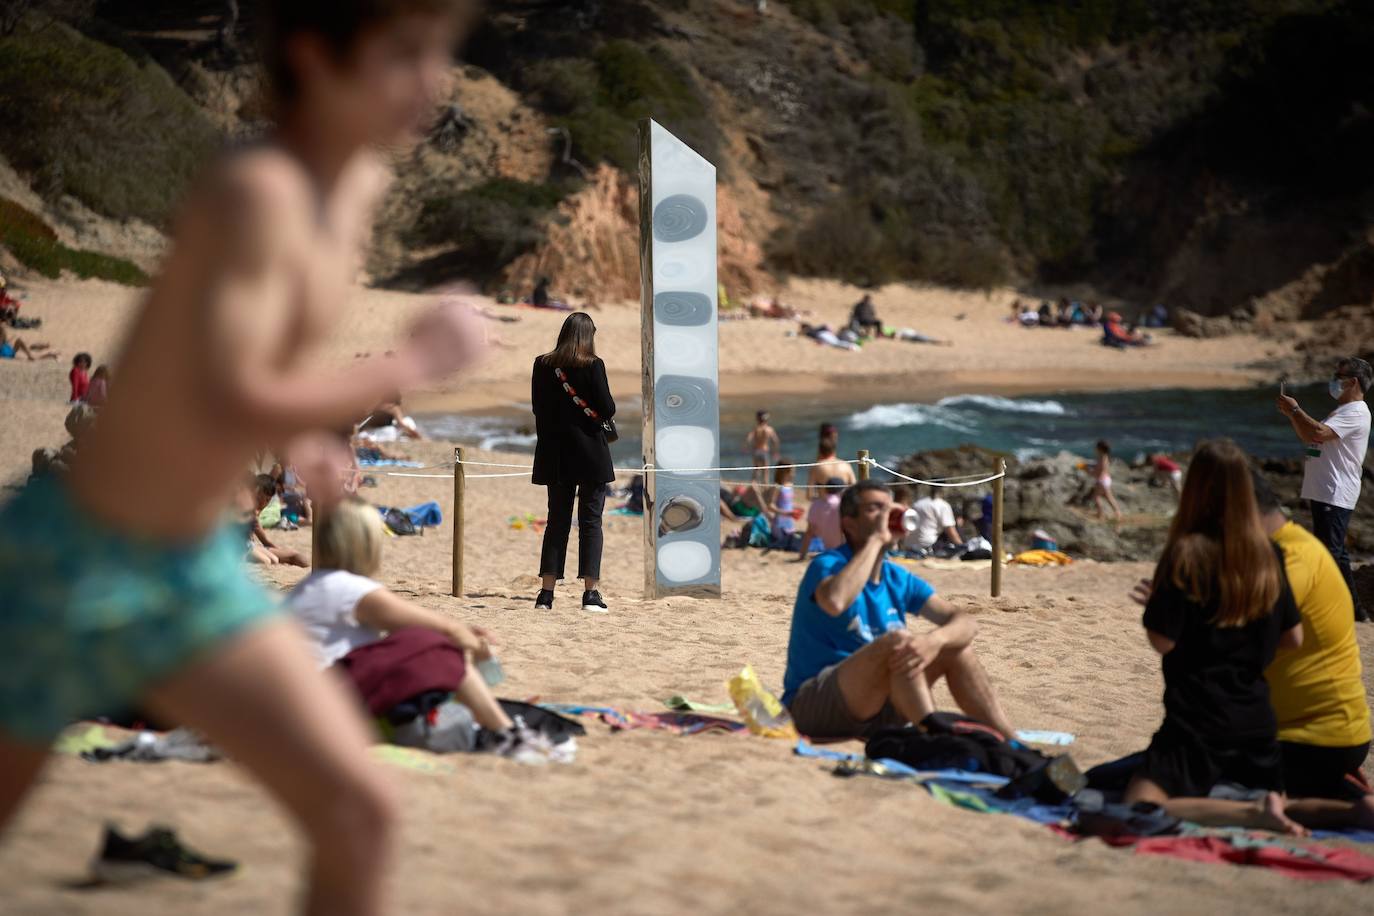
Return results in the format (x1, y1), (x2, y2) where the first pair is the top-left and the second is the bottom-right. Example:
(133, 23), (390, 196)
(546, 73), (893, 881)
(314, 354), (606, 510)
(991, 457), (1005, 598)
(857, 449), (870, 481)
(452, 446), (465, 598)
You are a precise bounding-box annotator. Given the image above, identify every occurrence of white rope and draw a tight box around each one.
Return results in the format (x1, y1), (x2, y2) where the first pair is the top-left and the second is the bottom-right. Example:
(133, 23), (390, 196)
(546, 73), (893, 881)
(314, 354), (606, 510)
(451, 457), (863, 474)
(870, 461), (1005, 489)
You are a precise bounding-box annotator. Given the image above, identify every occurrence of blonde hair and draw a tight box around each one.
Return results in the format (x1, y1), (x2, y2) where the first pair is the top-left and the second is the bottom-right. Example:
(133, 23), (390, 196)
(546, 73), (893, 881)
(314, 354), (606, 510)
(315, 497), (385, 577)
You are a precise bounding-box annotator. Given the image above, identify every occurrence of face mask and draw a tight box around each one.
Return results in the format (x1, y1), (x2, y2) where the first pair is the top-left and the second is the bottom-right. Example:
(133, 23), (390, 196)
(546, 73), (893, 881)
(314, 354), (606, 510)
(1329, 378), (1347, 399)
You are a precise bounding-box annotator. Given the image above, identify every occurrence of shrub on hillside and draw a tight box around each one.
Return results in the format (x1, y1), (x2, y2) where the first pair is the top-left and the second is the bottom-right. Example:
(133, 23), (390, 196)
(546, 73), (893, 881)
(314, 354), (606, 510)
(406, 178), (576, 276)
(523, 40), (720, 173)
(0, 197), (148, 284)
(0, 18), (218, 226)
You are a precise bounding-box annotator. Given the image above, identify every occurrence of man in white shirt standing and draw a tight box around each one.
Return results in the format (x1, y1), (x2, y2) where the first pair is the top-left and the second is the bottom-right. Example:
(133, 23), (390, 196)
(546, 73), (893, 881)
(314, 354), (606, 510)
(1278, 357), (1372, 623)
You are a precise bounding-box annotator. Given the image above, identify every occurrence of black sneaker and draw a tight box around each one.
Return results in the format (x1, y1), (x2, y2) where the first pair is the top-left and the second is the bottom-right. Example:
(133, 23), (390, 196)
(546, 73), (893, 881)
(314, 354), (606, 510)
(581, 590), (608, 613)
(92, 825), (237, 883)
(534, 589), (554, 610)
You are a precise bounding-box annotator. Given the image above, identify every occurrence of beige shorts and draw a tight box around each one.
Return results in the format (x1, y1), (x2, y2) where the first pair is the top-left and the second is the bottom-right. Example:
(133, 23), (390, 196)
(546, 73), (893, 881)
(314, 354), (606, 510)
(787, 663), (908, 740)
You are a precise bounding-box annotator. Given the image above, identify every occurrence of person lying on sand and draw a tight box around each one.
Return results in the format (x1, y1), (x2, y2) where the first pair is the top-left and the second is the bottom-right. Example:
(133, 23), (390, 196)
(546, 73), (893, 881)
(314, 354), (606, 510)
(286, 498), (537, 756)
(1129, 468), (1374, 825)
(358, 395), (423, 441)
(781, 480), (1017, 741)
(798, 321), (859, 351)
(877, 326), (952, 346)
(0, 327), (58, 361)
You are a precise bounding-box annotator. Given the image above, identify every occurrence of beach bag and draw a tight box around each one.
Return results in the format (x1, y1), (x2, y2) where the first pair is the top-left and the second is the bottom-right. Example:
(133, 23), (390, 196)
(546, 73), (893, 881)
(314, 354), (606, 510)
(555, 367), (618, 443)
(865, 713), (1048, 780)
(334, 628), (466, 717)
(383, 507), (419, 536)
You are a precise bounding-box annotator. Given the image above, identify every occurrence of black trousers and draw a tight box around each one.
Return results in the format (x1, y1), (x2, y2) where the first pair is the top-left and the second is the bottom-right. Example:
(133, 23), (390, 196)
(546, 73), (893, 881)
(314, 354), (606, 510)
(540, 482), (607, 581)
(1309, 499), (1366, 619)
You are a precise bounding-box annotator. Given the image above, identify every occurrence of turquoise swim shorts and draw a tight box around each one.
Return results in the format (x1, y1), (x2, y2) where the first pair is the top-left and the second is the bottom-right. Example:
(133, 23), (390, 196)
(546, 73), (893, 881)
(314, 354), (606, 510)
(0, 474), (279, 743)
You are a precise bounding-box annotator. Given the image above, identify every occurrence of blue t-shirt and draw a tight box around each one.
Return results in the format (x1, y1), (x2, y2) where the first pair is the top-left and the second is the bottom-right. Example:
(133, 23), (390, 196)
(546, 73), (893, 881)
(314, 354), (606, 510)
(781, 545), (936, 705)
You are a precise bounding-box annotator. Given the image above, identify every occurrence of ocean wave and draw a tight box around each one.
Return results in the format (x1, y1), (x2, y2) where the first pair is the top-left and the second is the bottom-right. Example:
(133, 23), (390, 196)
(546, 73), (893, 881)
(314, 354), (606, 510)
(848, 403), (978, 433)
(419, 414), (538, 452)
(935, 394), (1068, 416)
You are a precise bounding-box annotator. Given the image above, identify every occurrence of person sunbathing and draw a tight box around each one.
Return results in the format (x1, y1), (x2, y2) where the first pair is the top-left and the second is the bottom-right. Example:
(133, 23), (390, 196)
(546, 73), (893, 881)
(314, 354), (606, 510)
(781, 480), (1016, 741)
(286, 498), (529, 752)
(0, 327), (58, 361)
(800, 321), (860, 351)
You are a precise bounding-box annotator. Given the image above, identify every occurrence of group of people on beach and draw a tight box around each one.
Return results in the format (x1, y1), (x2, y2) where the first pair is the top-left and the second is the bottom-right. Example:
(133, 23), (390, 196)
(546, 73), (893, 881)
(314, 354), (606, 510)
(777, 421), (1371, 838)
(1010, 296), (1157, 348)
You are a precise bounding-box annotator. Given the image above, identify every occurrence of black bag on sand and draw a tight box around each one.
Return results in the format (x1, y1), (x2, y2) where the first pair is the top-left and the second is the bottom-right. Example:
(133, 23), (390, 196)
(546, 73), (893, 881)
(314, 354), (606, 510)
(866, 712), (1085, 803)
(383, 507), (418, 536)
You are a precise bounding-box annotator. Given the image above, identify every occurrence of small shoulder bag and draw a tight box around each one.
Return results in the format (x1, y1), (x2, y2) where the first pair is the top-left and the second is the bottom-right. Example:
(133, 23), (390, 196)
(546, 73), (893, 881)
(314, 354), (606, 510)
(554, 367), (618, 443)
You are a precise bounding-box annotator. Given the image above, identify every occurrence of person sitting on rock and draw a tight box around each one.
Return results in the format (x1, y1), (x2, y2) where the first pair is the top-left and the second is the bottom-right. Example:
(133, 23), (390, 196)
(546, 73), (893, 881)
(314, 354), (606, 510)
(782, 481), (1016, 741)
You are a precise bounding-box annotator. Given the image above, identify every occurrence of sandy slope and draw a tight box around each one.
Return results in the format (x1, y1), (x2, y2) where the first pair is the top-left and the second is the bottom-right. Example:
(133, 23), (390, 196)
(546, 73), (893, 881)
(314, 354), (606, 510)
(0, 280), (1368, 915)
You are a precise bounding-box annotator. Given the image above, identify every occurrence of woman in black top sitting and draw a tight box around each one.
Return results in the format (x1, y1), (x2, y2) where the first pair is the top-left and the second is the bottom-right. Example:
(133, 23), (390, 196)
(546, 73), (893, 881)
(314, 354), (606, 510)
(1128, 437), (1308, 833)
(531, 312), (615, 613)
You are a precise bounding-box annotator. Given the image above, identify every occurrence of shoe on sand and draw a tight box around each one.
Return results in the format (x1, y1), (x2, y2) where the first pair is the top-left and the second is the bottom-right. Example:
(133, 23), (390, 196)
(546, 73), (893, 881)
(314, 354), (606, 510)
(91, 825), (236, 883)
(534, 588), (554, 610)
(581, 590), (608, 613)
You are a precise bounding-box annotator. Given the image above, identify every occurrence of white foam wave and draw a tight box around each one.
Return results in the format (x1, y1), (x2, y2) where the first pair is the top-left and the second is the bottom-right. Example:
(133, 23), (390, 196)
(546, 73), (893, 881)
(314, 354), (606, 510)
(935, 394), (1068, 416)
(848, 403), (978, 433)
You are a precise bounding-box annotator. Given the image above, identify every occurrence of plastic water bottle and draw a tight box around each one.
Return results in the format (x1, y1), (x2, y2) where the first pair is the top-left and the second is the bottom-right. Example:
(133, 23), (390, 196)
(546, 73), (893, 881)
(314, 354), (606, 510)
(477, 656), (506, 687)
(727, 665), (798, 739)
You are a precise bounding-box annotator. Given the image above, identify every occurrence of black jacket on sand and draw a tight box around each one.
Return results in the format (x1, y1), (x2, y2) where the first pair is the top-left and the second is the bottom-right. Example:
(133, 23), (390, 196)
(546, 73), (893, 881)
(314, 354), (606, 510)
(531, 356), (616, 486)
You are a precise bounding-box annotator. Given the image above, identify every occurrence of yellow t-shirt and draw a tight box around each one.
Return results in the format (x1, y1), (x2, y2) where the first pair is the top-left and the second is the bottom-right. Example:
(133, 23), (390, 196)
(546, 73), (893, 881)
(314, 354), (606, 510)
(1267, 522), (1372, 747)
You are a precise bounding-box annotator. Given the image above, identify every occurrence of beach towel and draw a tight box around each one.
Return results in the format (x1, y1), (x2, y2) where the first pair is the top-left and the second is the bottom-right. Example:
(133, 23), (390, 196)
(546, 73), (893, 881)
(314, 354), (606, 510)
(80, 727), (220, 763)
(1010, 549), (1074, 566)
(402, 501), (443, 528)
(664, 695), (738, 714)
(356, 458), (423, 468)
(1016, 730), (1076, 746)
(1101, 834), (1374, 882)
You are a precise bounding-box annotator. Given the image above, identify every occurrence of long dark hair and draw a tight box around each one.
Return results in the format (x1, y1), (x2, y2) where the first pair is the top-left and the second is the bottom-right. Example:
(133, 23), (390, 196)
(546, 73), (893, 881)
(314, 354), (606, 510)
(1152, 438), (1281, 628)
(539, 312), (597, 369)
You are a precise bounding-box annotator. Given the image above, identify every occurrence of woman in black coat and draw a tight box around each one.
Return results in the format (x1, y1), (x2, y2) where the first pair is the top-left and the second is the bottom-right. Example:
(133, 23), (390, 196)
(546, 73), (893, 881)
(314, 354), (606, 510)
(531, 312), (615, 613)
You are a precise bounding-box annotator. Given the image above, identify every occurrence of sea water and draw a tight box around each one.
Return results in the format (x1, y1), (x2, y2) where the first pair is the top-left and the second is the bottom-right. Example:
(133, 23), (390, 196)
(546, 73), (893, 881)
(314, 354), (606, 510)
(420, 383), (1324, 477)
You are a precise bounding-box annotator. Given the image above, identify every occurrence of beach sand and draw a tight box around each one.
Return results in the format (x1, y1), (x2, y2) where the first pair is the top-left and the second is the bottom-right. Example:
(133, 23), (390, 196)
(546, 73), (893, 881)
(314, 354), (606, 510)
(0, 278), (1369, 915)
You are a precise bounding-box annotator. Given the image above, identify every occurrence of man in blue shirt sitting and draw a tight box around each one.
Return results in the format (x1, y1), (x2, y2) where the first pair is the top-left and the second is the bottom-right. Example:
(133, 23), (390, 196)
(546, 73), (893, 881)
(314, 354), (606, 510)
(782, 481), (1016, 740)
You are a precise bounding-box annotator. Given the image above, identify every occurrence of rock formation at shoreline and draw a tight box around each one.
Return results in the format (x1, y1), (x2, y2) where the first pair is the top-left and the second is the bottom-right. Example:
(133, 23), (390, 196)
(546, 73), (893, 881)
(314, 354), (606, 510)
(899, 444), (1373, 565)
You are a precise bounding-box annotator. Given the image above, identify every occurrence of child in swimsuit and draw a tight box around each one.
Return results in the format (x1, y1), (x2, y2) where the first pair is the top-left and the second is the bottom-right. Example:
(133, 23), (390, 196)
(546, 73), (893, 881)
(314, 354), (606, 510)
(0, 4), (484, 912)
(769, 463), (798, 540)
(1092, 439), (1124, 521)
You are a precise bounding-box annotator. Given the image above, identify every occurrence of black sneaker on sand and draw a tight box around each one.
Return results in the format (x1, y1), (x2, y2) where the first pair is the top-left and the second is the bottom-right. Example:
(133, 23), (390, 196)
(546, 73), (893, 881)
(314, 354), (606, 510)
(534, 588), (554, 610)
(92, 825), (237, 883)
(581, 590), (608, 613)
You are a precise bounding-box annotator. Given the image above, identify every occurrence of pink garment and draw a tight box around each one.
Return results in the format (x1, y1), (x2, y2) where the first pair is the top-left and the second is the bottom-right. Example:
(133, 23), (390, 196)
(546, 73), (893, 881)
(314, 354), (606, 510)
(806, 494), (844, 550)
(86, 377), (108, 407)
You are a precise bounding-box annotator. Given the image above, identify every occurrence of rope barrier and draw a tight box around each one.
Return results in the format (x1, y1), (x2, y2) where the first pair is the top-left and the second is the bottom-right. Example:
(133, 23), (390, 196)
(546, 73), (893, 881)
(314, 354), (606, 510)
(450, 457), (863, 474)
(869, 461), (1006, 489)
